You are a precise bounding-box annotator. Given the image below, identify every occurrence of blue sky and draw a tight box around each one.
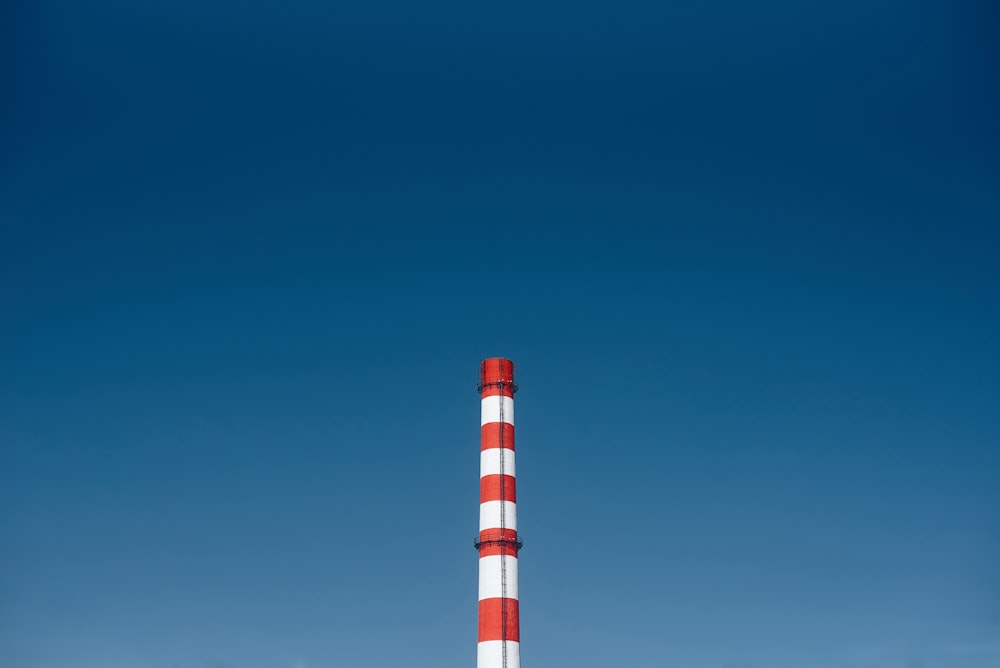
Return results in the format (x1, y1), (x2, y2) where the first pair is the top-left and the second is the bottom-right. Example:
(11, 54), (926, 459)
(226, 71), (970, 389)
(1, 1), (998, 667)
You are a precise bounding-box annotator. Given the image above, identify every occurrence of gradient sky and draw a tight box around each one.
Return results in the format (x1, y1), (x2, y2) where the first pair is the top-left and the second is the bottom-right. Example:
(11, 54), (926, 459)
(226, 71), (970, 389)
(2, 1), (999, 667)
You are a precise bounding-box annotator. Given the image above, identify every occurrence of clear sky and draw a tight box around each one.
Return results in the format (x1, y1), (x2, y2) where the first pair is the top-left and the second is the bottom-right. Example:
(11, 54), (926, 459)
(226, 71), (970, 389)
(1, 1), (998, 667)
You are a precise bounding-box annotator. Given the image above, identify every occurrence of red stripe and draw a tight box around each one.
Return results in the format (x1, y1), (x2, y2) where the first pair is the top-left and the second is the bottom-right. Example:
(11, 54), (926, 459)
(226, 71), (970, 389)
(480, 358), (515, 397)
(480, 384), (515, 398)
(481, 423), (515, 451)
(480, 474), (517, 503)
(478, 597), (520, 642)
(478, 528), (520, 557)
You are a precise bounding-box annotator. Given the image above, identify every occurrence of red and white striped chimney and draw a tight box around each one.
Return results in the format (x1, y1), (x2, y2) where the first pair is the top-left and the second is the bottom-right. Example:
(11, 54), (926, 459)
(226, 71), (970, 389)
(476, 358), (521, 668)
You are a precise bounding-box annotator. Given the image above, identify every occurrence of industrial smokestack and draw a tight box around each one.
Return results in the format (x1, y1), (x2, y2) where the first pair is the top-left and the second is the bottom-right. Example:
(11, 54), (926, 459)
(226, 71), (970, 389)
(476, 358), (521, 668)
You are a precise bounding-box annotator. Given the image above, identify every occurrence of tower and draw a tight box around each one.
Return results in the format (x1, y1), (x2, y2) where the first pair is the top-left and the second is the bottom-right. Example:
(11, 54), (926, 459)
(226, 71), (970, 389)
(476, 357), (521, 668)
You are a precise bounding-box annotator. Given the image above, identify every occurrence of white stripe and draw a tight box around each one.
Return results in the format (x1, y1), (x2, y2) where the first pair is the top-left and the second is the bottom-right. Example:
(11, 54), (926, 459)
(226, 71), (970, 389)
(478, 554), (519, 600)
(479, 500), (517, 532)
(478, 640), (520, 668)
(480, 448), (515, 478)
(481, 395), (514, 426)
